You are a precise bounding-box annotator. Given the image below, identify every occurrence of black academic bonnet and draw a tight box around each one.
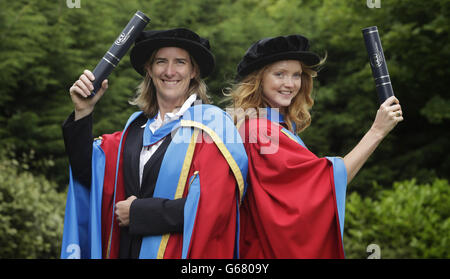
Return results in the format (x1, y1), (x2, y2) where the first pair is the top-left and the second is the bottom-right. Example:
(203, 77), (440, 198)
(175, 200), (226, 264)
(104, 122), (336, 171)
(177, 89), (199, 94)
(236, 34), (321, 80)
(130, 28), (215, 78)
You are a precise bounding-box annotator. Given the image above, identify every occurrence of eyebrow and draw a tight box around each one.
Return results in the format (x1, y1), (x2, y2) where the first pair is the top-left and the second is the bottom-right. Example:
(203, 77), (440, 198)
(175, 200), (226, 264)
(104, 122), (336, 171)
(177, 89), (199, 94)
(175, 58), (189, 62)
(154, 57), (189, 62)
(272, 68), (303, 74)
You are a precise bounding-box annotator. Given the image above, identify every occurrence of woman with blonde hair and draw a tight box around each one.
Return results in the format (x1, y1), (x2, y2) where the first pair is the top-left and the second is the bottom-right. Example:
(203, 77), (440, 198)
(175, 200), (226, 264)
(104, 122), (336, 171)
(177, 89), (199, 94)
(61, 28), (247, 259)
(229, 34), (403, 258)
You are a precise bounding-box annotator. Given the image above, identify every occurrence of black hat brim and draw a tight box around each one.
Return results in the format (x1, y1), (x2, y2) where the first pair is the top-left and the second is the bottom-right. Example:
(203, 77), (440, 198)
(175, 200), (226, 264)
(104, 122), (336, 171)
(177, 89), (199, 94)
(130, 38), (215, 78)
(237, 51), (321, 80)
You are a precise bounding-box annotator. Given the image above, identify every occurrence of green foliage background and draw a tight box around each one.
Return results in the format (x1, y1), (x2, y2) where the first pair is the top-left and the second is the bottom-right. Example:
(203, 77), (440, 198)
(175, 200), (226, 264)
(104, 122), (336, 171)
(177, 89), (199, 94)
(0, 0), (448, 258)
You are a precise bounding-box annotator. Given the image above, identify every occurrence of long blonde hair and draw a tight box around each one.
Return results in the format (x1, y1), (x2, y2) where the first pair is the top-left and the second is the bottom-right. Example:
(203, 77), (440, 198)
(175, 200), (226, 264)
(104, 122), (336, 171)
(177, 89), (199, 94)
(227, 61), (320, 133)
(129, 49), (210, 118)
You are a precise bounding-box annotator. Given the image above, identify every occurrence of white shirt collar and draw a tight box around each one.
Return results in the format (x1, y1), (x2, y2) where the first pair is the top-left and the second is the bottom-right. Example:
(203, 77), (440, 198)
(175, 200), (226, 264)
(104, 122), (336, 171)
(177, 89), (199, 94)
(142, 94), (197, 132)
(165, 93), (197, 119)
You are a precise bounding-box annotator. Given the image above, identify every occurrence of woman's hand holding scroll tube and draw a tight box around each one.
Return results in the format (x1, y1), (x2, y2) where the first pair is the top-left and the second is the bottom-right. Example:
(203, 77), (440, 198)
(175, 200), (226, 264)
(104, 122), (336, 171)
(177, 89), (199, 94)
(370, 96), (404, 139)
(69, 69), (108, 120)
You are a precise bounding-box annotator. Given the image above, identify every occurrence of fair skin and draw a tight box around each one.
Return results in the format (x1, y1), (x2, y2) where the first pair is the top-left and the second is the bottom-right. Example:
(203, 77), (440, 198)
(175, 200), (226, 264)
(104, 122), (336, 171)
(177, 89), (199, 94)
(148, 47), (196, 120)
(261, 60), (404, 184)
(69, 46), (196, 226)
(262, 60), (302, 111)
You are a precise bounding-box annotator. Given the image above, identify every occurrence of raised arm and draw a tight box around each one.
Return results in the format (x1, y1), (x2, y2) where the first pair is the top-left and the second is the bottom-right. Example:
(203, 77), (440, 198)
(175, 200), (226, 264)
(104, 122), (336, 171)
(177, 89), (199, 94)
(343, 96), (403, 183)
(62, 69), (109, 186)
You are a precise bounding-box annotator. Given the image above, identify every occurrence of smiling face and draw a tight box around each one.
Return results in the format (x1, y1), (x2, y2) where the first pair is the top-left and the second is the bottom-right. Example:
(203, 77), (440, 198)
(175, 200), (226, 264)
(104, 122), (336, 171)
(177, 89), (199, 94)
(148, 47), (196, 108)
(261, 60), (303, 110)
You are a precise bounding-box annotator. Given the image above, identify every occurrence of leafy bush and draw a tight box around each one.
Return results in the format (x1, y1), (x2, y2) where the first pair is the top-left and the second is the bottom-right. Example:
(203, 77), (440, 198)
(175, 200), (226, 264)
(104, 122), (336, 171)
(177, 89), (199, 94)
(344, 179), (450, 258)
(0, 155), (66, 259)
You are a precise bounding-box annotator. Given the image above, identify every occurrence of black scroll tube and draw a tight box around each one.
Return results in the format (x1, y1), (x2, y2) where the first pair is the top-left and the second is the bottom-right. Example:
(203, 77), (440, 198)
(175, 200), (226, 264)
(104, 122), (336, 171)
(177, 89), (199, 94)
(90, 11), (150, 96)
(362, 26), (394, 104)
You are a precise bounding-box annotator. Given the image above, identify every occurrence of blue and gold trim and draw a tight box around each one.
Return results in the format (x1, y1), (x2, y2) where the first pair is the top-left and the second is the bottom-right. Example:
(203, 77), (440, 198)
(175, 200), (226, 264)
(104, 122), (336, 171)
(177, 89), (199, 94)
(140, 104), (247, 258)
(139, 126), (199, 259)
(181, 119), (246, 204)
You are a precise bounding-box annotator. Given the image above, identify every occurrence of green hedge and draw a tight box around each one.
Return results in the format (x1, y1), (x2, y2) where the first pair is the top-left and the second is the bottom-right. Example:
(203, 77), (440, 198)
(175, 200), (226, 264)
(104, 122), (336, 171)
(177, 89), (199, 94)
(0, 156), (66, 259)
(344, 179), (450, 258)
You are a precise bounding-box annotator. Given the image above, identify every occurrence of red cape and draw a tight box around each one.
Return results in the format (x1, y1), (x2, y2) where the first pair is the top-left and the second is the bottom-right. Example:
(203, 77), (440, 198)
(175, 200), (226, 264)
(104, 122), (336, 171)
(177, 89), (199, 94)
(239, 118), (345, 259)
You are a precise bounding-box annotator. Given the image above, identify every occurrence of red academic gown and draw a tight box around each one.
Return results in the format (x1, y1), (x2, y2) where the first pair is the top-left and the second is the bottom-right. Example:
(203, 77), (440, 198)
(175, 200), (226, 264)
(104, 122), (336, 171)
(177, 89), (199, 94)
(100, 130), (239, 259)
(164, 135), (239, 258)
(239, 118), (346, 259)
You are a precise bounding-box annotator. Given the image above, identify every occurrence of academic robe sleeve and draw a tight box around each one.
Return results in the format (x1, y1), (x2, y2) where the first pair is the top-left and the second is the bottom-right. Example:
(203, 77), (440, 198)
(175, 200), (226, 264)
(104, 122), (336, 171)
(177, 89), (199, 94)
(62, 111), (93, 188)
(239, 118), (347, 259)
